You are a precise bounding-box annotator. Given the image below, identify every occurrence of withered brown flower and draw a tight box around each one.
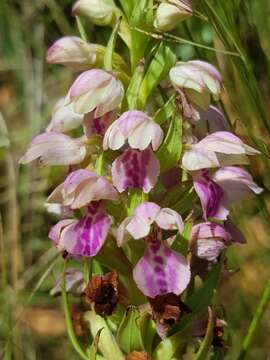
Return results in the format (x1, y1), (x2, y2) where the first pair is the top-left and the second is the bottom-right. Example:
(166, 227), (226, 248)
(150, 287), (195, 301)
(85, 270), (118, 316)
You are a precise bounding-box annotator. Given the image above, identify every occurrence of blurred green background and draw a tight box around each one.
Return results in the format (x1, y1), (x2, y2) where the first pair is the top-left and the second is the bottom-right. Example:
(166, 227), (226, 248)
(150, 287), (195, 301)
(0, 0), (270, 359)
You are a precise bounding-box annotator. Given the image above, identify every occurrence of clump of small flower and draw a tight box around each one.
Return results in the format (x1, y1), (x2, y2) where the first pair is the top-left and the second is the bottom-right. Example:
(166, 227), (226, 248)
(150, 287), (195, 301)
(20, 1), (262, 358)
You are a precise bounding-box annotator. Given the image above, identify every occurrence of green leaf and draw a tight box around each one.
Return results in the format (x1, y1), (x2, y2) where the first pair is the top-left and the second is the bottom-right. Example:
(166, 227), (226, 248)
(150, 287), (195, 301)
(104, 17), (121, 71)
(89, 328), (104, 360)
(153, 332), (185, 360)
(138, 43), (176, 108)
(125, 61), (145, 110)
(172, 220), (193, 256)
(156, 113), (182, 172)
(0, 135), (10, 149)
(153, 95), (177, 125)
(137, 311), (156, 354)
(193, 307), (214, 360)
(117, 306), (144, 353)
(186, 258), (223, 313)
(130, 0), (153, 70)
(118, 0), (135, 19)
(127, 189), (148, 216)
(84, 311), (125, 360)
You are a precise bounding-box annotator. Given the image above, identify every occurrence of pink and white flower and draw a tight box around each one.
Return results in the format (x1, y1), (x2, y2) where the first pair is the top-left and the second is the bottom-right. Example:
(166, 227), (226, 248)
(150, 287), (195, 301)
(46, 98), (84, 133)
(170, 60), (222, 117)
(112, 148), (160, 193)
(49, 202), (112, 257)
(193, 167), (262, 220)
(190, 221), (245, 262)
(47, 169), (118, 209)
(117, 202), (184, 246)
(19, 132), (87, 166)
(67, 69), (124, 115)
(72, 0), (116, 26)
(190, 222), (232, 262)
(182, 131), (260, 171)
(46, 36), (98, 69)
(103, 110), (164, 151)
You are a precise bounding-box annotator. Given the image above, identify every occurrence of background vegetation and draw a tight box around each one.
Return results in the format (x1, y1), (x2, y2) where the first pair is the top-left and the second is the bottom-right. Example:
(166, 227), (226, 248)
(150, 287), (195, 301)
(0, 0), (269, 358)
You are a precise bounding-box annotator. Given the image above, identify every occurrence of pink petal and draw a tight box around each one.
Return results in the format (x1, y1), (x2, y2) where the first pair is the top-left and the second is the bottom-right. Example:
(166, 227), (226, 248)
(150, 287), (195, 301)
(191, 222), (232, 242)
(116, 216), (133, 246)
(194, 106), (228, 139)
(133, 239), (191, 297)
(155, 208), (184, 232)
(182, 146), (219, 171)
(63, 169), (118, 209)
(84, 111), (116, 137)
(111, 148), (160, 193)
(19, 132), (86, 166)
(49, 219), (76, 246)
(198, 131), (259, 155)
(212, 166), (263, 202)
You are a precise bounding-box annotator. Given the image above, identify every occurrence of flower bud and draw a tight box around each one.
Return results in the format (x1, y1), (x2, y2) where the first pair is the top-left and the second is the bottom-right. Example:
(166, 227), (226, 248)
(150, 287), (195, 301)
(72, 0), (116, 26)
(46, 36), (101, 69)
(154, 0), (192, 32)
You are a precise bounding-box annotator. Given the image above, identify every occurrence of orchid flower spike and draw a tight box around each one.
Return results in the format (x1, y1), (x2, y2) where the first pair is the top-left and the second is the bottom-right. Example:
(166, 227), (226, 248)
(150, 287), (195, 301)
(46, 36), (100, 69)
(170, 60), (222, 118)
(182, 131), (260, 171)
(112, 148), (160, 193)
(67, 69), (124, 116)
(154, 0), (193, 32)
(46, 98), (84, 133)
(19, 132), (87, 166)
(103, 110), (164, 151)
(49, 202), (112, 257)
(47, 169), (119, 209)
(117, 202), (184, 246)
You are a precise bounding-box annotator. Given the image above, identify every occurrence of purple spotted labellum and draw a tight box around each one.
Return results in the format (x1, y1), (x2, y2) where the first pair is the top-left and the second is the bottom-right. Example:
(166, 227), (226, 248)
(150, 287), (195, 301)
(193, 170), (229, 220)
(47, 169), (118, 209)
(103, 110), (164, 151)
(49, 202), (112, 257)
(117, 201), (184, 246)
(84, 111), (116, 138)
(182, 131), (260, 171)
(112, 148), (160, 193)
(133, 235), (191, 298)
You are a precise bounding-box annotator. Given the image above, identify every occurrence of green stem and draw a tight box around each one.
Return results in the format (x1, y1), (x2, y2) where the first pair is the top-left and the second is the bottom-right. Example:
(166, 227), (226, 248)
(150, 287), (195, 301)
(237, 280), (270, 360)
(62, 262), (89, 360)
(76, 15), (88, 42)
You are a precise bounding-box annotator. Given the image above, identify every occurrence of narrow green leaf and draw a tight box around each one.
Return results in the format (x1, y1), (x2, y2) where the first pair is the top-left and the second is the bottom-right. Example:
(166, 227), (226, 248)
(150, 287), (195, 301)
(156, 113), (182, 172)
(118, 0), (135, 19)
(138, 43), (176, 108)
(89, 328), (104, 360)
(130, 0), (153, 70)
(125, 61), (145, 110)
(104, 17), (121, 71)
(84, 311), (125, 360)
(172, 220), (193, 256)
(153, 95), (176, 125)
(117, 306), (144, 353)
(193, 307), (214, 360)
